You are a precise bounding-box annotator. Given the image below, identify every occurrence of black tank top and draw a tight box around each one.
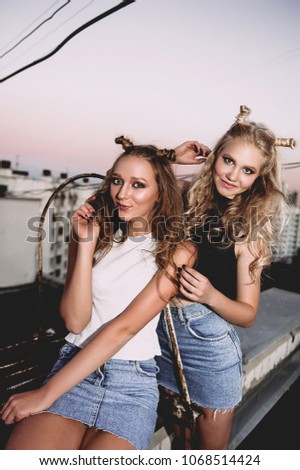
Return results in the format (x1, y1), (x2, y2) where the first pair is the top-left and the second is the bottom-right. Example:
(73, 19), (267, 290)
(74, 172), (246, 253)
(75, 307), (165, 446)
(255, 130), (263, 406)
(192, 194), (237, 300)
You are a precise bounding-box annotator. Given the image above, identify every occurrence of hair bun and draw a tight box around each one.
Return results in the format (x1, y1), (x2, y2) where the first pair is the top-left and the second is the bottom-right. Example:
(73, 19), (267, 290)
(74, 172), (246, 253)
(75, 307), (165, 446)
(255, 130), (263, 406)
(156, 148), (176, 162)
(274, 138), (296, 149)
(235, 105), (251, 124)
(115, 135), (134, 150)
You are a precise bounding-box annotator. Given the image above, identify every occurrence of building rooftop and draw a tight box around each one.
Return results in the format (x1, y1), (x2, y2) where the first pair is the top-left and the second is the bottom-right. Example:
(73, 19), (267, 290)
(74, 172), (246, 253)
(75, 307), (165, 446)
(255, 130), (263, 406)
(0, 281), (300, 449)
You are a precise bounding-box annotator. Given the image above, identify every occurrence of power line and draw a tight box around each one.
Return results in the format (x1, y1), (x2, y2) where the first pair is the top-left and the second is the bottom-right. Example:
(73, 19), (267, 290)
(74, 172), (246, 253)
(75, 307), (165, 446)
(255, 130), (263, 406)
(0, 1), (60, 52)
(0, 1), (71, 59)
(213, 45), (300, 87)
(0, 0), (97, 75)
(0, 0), (136, 83)
(6, 182), (102, 198)
(282, 163), (300, 169)
(233, 46), (300, 81)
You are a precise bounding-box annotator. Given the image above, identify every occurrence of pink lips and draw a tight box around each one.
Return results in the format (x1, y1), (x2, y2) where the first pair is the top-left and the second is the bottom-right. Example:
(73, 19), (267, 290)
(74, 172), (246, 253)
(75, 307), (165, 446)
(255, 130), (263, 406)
(117, 203), (132, 211)
(220, 179), (237, 189)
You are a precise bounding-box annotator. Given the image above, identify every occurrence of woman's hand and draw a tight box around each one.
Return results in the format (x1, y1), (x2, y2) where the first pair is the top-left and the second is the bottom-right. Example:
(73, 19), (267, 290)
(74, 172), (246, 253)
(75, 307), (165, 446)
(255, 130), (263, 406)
(175, 141), (211, 165)
(0, 388), (53, 425)
(178, 265), (216, 305)
(71, 196), (100, 242)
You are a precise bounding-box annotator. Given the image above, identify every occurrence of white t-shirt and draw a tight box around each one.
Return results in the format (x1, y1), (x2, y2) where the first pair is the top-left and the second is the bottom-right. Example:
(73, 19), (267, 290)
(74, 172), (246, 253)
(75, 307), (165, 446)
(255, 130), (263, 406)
(66, 232), (161, 360)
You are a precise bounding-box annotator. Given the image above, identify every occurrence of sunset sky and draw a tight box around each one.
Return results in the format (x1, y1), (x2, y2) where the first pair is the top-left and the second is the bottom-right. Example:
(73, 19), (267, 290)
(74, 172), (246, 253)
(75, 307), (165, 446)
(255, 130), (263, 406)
(1, 0), (299, 190)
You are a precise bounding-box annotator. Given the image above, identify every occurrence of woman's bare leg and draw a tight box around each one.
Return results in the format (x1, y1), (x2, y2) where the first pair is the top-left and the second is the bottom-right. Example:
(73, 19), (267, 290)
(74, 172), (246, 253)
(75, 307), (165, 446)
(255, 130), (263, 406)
(81, 428), (136, 450)
(195, 406), (234, 450)
(171, 406), (234, 450)
(5, 413), (88, 450)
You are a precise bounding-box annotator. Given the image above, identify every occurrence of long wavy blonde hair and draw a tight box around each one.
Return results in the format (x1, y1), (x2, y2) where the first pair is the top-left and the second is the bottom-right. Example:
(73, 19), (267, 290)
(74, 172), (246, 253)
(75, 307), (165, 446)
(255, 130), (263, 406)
(186, 105), (296, 280)
(91, 136), (190, 287)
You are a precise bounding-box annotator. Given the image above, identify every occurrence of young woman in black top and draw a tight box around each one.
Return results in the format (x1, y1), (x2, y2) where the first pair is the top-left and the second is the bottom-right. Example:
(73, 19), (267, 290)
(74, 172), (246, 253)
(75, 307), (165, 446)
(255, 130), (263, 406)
(156, 105), (295, 449)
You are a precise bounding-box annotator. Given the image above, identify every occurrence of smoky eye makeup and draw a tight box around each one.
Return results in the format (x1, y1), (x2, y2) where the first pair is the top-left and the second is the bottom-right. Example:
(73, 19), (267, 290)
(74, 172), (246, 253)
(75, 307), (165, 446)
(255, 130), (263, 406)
(243, 167), (255, 175)
(132, 181), (146, 188)
(110, 177), (122, 185)
(223, 156), (233, 164)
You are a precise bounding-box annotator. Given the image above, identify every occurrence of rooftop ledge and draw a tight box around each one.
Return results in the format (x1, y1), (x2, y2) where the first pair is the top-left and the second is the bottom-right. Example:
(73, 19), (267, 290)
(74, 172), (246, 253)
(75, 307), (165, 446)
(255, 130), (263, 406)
(0, 286), (299, 449)
(151, 287), (300, 449)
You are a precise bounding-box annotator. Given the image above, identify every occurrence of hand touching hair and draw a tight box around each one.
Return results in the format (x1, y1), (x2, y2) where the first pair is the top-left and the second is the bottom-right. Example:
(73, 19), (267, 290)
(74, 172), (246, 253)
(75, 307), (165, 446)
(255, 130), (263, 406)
(115, 136), (176, 161)
(92, 135), (190, 293)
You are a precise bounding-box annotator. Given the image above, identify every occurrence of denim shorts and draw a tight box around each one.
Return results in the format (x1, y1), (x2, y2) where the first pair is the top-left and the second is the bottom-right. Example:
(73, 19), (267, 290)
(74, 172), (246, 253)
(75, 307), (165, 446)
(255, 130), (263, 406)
(43, 342), (160, 449)
(156, 303), (242, 410)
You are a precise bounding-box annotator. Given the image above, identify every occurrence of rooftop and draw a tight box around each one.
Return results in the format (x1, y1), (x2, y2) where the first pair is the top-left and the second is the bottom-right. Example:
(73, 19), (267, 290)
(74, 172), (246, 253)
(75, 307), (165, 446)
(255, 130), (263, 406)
(0, 277), (300, 449)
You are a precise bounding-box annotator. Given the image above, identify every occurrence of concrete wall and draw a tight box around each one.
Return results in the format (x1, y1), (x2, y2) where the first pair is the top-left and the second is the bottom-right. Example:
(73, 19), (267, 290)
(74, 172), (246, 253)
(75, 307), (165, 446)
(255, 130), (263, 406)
(0, 197), (40, 287)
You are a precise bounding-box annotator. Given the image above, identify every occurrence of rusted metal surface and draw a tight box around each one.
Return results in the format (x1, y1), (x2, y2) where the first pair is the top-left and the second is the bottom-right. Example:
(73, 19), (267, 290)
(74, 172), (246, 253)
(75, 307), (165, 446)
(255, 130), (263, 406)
(37, 173), (105, 336)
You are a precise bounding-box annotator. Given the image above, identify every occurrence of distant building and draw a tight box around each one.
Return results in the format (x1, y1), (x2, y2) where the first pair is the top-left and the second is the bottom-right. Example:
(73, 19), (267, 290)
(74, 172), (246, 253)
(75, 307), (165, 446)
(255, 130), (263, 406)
(0, 195), (40, 286)
(287, 190), (300, 208)
(275, 181), (300, 262)
(0, 160), (103, 287)
(1, 159), (300, 286)
(277, 206), (300, 262)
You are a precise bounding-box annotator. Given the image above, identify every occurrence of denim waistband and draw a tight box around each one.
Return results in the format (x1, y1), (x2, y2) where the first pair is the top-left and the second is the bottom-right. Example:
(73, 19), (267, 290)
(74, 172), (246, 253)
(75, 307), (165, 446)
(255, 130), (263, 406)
(168, 302), (212, 322)
(166, 303), (237, 337)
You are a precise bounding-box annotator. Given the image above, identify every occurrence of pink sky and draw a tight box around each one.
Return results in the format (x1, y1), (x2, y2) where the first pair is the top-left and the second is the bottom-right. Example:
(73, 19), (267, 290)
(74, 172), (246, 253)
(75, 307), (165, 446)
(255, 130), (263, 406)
(1, 0), (299, 190)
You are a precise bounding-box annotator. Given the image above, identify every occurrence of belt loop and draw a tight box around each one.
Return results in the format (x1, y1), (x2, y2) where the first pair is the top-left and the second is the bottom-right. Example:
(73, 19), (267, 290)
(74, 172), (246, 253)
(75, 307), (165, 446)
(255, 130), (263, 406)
(95, 363), (105, 386)
(177, 307), (185, 324)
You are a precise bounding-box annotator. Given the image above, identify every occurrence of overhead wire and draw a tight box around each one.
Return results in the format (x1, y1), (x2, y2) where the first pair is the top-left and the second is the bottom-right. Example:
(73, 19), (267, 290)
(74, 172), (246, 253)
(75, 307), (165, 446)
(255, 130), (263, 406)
(0, 0), (97, 75)
(212, 45), (300, 87)
(0, 1), (60, 53)
(5, 181), (102, 198)
(0, 0), (136, 83)
(282, 163), (300, 169)
(233, 46), (300, 81)
(0, 1), (72, 59)
(282, 163), (300, 165)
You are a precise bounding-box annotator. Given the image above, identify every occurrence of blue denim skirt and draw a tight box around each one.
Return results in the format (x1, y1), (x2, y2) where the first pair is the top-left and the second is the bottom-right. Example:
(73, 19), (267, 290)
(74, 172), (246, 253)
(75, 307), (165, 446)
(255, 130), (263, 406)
(43, 342), (160, 449)
(156, 303), (242, 410)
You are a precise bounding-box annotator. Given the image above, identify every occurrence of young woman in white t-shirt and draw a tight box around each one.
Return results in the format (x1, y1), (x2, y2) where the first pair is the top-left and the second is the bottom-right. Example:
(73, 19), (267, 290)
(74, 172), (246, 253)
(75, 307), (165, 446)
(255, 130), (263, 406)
(2, 136), (205, 450)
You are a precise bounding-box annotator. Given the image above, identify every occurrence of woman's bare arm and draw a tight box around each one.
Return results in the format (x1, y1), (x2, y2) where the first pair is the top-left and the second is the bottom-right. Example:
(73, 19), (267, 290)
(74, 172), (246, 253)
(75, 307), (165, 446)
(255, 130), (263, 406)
(60, 201), (99, 333)
(1, 243), (196, 424)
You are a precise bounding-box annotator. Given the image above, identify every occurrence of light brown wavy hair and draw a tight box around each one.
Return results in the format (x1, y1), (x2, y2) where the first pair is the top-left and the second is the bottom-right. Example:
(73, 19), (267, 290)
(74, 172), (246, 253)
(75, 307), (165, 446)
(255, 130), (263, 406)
(91, 136), (191, 288)
(186, 105), (296, 280)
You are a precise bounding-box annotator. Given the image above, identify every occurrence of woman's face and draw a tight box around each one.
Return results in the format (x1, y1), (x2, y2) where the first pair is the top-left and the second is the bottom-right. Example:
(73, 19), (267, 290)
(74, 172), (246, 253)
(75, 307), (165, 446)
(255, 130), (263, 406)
(213, 140), (264, 199)
(110, 155), (159, 233)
